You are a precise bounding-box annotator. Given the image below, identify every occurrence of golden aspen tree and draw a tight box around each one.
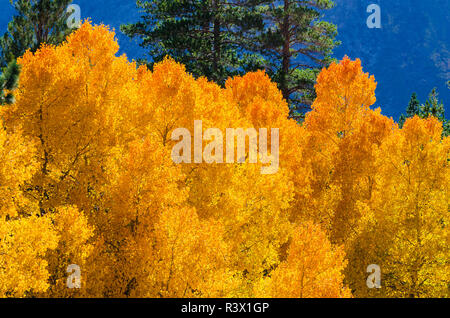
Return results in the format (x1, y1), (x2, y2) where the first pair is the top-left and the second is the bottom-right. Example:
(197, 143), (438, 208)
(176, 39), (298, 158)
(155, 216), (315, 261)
(0, 127), (37, 218)
(225, 70), (289, 129)
(0, 22), (355, 298)
(0, 216), (58, 297)
(254, 222), (351, 298)
(348, 116), (449, 298)
(224, 70), (309, 197)
(133, 59), (298, 296)
(0, 126), (58, 297)
(1, 21), (137, 298)
(85, 137), (236, 297)
(300, 57), (394, 244)
(2, 21), (139, 215)
(44, 206), (94, 297)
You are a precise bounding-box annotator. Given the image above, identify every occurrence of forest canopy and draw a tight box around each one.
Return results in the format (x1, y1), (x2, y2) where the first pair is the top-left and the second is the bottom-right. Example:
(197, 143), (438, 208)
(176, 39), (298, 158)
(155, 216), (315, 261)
(0, 22), (448, 298)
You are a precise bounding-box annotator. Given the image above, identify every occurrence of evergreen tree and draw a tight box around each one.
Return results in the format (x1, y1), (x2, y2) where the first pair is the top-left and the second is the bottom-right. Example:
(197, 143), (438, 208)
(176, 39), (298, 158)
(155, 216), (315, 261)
(400, 89), (449, 137)
(0, 59), (20, 105)
(399, 92), (420, 128)
(406, 92), (420, 117)
(255, 0), (339, 118)
(0, 0), (76, 105)
(0, 0), (75, 68)
(420, 88), (445, 120)
(121, 0), (265, 85)
(122, 0), (339, 117)
(420, 88), (448, 136)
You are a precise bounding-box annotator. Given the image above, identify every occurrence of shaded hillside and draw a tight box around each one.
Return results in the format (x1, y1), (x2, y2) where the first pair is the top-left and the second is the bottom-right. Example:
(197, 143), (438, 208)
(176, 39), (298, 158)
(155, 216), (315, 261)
(325, 0), (449, 118)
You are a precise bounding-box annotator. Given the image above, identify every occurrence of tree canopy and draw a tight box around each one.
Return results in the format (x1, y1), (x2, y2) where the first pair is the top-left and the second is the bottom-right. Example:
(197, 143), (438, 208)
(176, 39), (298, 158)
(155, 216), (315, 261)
(0, 22), (448, 298)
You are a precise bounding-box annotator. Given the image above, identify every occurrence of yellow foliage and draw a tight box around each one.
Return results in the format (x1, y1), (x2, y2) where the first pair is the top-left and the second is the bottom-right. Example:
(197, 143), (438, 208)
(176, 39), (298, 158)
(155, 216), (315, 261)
(254, 222), (351, 298)
(1, 22), (447, 299)
(347, 116), (449, 297)
(0, 216), (58, 297)
(0, 127), (37, 218)
(298, 57), (395, 244)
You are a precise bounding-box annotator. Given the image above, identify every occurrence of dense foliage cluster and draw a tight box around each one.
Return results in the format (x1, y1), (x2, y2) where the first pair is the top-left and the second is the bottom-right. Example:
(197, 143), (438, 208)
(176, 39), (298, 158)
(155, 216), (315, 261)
(0, 23), (448, 298)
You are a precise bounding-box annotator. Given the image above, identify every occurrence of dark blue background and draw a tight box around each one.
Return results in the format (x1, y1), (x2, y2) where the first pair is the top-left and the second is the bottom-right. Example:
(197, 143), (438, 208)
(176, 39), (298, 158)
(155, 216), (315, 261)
(1, 0), (448, 120)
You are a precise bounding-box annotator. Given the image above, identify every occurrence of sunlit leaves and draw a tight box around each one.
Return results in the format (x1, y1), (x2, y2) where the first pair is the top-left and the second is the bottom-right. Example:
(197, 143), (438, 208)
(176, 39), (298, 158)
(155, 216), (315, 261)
(1, 23), (447, 299)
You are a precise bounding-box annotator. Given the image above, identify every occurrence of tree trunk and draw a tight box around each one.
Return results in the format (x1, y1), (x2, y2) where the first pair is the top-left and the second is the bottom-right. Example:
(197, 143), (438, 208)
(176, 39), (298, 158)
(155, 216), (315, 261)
(212, 0), (221, 82)
(281, 0), (291, 103)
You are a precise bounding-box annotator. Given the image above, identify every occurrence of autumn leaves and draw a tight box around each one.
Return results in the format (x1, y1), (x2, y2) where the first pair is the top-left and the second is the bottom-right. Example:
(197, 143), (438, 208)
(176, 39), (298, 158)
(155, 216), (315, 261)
(0, 22), (448, 298)
(170, 121), (280, 174)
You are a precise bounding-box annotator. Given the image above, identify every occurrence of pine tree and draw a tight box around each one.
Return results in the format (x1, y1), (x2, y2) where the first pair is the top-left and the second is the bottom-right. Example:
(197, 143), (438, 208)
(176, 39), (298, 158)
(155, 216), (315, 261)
(0, 60), (20, 105)
(0, 0), (75, 105)
(406, 92), (420, 117)
(420, 88), (444, 119)
(121, 0), (264, 85)
(0, 0), (75, 68)
(420, 88), (449, 136)
(399, 92), (420, 128)
(255, 0), (339, 118)
(122, 0), (339, 112)
(400, 89), (449, 136)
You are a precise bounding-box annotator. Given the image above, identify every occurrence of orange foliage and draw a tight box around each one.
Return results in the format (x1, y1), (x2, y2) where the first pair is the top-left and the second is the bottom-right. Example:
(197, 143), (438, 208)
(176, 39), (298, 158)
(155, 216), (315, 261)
(1, 23), (448, 299)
